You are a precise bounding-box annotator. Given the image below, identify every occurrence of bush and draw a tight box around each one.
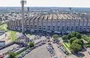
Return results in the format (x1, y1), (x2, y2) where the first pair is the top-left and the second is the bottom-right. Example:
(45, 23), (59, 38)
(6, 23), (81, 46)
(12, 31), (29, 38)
(53, 34), (58, 39)
(62, 35), (68, 40)
(8, 52), (16, 58)
(53, 34), (59, 41)
(29, 42), (35, 48)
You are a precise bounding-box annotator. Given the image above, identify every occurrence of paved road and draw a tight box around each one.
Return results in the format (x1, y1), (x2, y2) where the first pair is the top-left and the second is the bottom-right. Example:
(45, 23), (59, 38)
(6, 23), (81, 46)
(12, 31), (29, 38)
(24, 44), (51, 58)
(34, 36), (46, 44)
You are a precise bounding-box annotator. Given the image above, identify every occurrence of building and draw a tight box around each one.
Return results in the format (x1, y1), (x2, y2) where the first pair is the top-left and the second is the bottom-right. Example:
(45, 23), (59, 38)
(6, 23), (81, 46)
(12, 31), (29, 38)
(7, 13), (90, 34)
(0, 41), (5, 47)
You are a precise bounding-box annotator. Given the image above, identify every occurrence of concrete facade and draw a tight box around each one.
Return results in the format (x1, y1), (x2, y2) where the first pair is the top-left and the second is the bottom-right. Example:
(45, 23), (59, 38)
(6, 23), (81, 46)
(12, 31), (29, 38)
(7, 13), (90, 34)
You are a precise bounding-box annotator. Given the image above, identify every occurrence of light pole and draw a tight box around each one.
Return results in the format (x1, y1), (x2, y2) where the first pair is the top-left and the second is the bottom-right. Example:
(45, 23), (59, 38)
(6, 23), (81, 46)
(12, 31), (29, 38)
(27, 7), (30, 19)
(21, 0), (26, 34)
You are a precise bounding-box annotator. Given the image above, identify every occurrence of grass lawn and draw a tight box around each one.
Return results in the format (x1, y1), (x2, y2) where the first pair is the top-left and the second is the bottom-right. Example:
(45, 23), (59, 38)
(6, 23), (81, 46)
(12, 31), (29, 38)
(0, 23), (8, 31)
(84, 43), (90, 47)
(0, 23), (17, 41)
(63, 42), (71, 54)
(10, 31), (17, 41)
(82, 35), (90, 43)
(65, 42), (70, 48)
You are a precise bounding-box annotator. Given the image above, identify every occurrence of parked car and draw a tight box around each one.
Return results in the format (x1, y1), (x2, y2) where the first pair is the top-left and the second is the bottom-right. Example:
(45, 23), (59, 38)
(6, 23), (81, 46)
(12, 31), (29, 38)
(60, 46), (66, 53)
(48, 43), (52, 45)
(47, 45), (55, 56)
(18, 56), (22, 58)
(21, 52), (26, 57)
(28, 50), (31, 52)
(46, 36), (50, 39)
(88, 51), (90, 55)
(48, 40), (51, 42)
(0, 55), (3, 58)
(52, 56), (57, 58)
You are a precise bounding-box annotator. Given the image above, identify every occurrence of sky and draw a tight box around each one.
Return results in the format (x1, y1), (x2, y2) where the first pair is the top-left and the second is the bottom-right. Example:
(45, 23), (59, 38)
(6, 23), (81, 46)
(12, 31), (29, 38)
(0, 0), (90, 7)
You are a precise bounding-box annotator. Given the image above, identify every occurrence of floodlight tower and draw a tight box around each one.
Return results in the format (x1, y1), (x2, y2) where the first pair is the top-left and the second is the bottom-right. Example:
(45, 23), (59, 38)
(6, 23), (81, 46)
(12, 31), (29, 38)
(27, 7), (30, 19)
(21, 0), (27, 34)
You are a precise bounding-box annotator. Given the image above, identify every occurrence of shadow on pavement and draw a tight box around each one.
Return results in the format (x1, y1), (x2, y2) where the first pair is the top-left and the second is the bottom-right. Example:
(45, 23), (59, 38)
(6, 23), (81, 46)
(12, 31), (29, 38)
(73, 52), (85, 57)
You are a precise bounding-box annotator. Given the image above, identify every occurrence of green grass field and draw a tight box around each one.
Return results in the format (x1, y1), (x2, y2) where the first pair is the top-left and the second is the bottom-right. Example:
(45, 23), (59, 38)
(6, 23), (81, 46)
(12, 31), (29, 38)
(0, 23), (17, 41)
(0, 23), (7, 31)
(82, 35), (90, 43)
(63, 42), (71, 54)
(10, 31), (17, 41)
(84, 43), (90, 47)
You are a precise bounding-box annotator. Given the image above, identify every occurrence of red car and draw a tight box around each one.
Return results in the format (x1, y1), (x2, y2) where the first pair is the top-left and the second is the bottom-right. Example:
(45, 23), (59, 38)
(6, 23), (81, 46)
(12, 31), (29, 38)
(48, 40), (50, 42)
(0, 55), (3, 58)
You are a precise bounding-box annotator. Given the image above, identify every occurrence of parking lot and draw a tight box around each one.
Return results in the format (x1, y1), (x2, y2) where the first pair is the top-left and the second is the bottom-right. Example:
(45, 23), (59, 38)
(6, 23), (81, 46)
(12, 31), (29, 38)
(82, 48), (90, 58)
(2, 34), (89, 58)
(24, 44), (51, 58)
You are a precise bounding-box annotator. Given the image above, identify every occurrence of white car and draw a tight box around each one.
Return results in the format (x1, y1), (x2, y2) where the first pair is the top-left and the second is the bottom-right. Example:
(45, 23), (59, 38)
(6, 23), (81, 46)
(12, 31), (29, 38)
(52, 56), (57, 58)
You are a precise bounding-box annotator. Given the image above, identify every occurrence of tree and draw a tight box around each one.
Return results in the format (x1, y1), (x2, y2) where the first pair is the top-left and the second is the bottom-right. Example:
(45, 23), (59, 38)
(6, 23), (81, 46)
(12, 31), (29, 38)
(88, 40), (90, 43)
(76, 32), (81, 39)
(67, 34), (71, 39)
(79, 39), (84, 47)
(73, 39), (84, 47)
(70, 43), (82, 53)
(67, 32), (76, 39)
(53, 34), (58, 39)
(62, 35), (68, 40)
(53, 34), (59, 42)
(69, 37), (77, 44)
(29, 42), (35, 48)
(67, 32), (81, 39)
(8, 52), (16, 58)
